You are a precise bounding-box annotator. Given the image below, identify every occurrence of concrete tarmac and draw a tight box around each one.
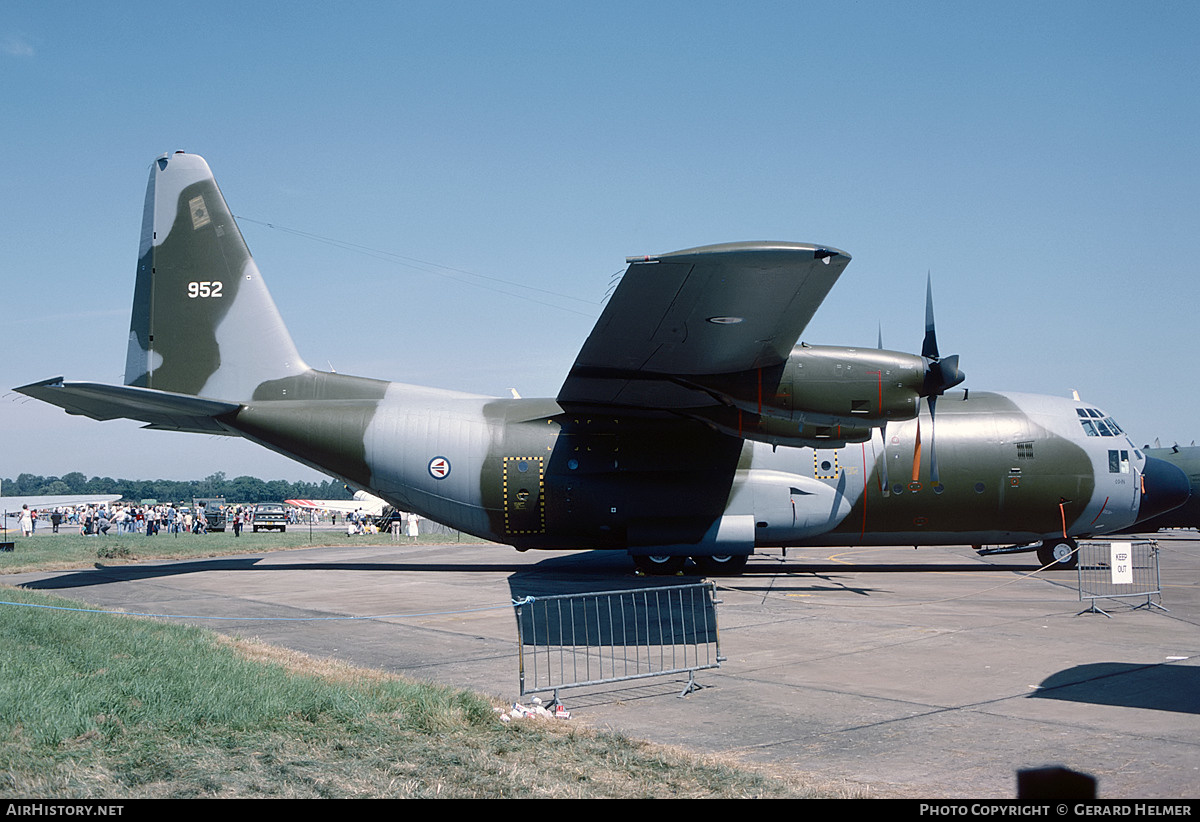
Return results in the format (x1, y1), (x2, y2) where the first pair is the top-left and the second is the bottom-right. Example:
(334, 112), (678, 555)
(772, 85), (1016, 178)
(8, 532), (1199, 798)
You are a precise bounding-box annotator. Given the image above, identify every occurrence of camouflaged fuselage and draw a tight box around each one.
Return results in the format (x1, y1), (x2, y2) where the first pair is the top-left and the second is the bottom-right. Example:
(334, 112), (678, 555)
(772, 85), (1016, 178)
(221, 373), (1150, 551)
(15, 151), (1192, 566)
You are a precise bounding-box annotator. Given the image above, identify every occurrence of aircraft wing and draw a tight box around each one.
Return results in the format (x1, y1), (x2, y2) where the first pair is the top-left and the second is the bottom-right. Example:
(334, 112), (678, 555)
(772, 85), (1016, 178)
(557, 242), (850, 409)
(14, 378), (240, 435)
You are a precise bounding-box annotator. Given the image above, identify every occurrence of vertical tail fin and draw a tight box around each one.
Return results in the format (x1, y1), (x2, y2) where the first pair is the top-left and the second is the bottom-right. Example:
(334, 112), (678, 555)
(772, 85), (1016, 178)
(124, 152), (307, 400)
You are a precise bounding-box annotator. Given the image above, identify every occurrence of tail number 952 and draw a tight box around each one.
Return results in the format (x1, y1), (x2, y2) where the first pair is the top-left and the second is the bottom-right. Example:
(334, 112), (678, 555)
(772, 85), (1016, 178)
(187, 281), (224, 298)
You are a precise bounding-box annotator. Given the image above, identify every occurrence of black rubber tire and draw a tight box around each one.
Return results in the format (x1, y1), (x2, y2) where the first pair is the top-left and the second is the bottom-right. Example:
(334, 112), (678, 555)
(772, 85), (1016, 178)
(1036, 539), (1078, 570)
(632, 554), (688, 575)
(694, 554), (749, 576)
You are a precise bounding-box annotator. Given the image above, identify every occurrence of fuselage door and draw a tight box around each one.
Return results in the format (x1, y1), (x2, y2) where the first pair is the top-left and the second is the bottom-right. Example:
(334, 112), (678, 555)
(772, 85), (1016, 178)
(503, 456), (545, 536)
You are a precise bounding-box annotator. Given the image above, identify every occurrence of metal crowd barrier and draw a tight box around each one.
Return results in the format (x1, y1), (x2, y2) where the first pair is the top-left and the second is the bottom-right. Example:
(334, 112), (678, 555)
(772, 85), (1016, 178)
(513, 582), (723, 701)
(1076, 539), (1165, 616)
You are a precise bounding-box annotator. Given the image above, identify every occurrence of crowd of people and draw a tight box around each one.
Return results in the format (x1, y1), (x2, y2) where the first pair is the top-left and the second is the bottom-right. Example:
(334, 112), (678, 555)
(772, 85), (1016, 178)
(10, 502), (294, 537)
(14, 502), (212, 536)
(10, 503), (420, 538)
(343, 508), (421, 537)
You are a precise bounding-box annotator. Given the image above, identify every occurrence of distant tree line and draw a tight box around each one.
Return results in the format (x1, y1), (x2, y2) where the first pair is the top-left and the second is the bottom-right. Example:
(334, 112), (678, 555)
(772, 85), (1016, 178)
(0, 471), (354, 504)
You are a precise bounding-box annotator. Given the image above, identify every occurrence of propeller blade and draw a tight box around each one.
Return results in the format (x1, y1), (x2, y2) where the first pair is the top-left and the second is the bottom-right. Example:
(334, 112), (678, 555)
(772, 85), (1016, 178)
(922, 273), (939, 360)
(909, 397), (942, 486)
(918, 277), (957, 487)
(878, 421), (890, 492)
(911, 417), (922, 484)
(919, 276), (965, 396)
(928, 395), (940, 486)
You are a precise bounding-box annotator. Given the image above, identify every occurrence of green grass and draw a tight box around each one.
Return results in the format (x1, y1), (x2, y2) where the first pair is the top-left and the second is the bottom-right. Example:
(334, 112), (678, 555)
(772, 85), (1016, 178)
(0, 586), (857, 798)
(0, 529), (484, 575)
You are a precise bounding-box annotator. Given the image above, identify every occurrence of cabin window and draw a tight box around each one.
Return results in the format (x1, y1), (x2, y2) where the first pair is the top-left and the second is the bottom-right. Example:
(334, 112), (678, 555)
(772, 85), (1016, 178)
(1108, 450), (1130, 473)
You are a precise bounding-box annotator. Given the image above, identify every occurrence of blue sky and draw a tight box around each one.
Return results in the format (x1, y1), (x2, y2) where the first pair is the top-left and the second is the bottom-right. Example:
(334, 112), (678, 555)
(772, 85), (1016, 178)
(3, 1), (1197, 482)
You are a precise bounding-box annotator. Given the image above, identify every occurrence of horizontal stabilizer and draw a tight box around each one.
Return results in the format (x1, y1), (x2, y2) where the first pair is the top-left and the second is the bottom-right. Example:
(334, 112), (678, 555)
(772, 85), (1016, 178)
(15, 378), (241, 435)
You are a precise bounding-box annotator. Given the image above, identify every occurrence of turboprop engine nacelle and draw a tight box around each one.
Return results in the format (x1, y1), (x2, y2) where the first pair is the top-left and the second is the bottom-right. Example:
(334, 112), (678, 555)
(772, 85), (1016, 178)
(783, 343), (942, 423)
(688, 344), (950, 447)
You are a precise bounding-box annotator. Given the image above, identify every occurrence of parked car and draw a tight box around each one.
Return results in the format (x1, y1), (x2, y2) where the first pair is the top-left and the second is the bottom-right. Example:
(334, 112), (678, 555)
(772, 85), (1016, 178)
(252, 503), (288, 532)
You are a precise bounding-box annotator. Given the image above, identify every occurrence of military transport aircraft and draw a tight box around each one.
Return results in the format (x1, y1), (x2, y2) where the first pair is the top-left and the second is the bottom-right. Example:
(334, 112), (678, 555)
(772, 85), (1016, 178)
(15, 152), (1191, 573)
(1132, 445), (1200, 533)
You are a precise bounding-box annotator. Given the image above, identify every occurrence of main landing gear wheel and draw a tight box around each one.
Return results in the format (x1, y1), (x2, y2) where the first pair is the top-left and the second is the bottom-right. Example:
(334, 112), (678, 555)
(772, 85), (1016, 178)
(1036, 538), (1078, 570)
(693, 554), (749, 576)
(632, 555), (687, 575)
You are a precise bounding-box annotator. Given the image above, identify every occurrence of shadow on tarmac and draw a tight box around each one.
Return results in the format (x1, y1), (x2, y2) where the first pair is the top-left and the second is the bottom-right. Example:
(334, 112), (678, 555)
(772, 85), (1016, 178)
(15, 546), (1057, 593)
(1032, 662), (1200, 715)
(13, 549), (647, 592)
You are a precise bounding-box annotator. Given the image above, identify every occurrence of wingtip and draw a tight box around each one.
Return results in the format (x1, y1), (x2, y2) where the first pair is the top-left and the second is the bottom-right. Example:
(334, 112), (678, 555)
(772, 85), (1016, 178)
(630, 241), (851, 264)
(14, 376), (66, 394)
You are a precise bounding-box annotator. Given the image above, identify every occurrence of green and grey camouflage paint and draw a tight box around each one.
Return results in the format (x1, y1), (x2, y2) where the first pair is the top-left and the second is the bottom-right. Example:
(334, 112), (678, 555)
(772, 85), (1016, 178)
(126, 152), (307, 399)
(16, 152), (1191, 573)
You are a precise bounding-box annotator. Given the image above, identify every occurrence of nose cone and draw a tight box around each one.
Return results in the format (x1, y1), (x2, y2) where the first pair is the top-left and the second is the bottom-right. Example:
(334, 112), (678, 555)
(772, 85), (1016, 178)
(1137, 456), (1191, 524)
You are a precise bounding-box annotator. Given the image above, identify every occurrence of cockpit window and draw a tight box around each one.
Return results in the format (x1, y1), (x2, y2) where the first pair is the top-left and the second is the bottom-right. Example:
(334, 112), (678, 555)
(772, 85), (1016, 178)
(1077, 408), (1123, 437)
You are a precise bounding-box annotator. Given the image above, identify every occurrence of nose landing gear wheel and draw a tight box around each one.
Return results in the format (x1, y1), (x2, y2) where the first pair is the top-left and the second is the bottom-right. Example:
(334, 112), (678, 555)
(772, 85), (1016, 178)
(1036, 538), (1078, 570)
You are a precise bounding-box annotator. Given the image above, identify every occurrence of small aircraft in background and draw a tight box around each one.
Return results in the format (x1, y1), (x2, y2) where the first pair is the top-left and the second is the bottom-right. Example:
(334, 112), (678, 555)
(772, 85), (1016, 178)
(1, 494), (121, 515)
(285, 490), (388, 519)
(16, 152), (1191, 573)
